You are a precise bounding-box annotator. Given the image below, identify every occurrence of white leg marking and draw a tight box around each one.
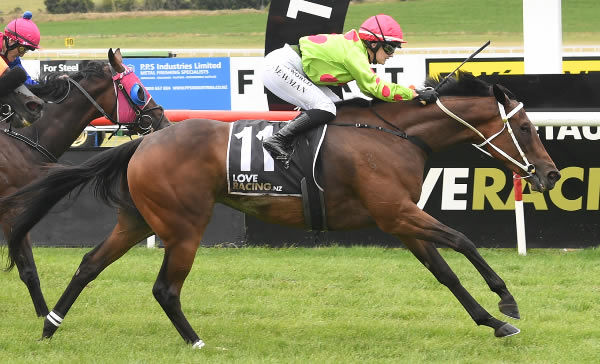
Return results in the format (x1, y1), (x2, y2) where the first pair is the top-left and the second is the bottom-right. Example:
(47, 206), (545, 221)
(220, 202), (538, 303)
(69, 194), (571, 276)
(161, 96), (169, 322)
(46, 311), (63, 327)
(192, 340), (205, 349)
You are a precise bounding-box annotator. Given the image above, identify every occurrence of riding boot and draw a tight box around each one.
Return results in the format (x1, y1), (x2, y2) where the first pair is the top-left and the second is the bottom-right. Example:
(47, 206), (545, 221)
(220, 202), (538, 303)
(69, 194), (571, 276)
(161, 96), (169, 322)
(263, 111), (322, 166)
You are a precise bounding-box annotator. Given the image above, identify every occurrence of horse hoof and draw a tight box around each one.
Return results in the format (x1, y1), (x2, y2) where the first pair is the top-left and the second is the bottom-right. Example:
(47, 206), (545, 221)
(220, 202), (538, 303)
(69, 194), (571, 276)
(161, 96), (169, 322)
(499, 302), (521, 319)
(192, 340), (205, 349)
(494, 323), (520, 338)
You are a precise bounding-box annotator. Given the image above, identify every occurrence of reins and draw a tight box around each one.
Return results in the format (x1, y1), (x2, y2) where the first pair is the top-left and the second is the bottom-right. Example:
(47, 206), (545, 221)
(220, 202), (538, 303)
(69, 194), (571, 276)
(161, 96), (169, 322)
(1, 127), (57, 162)
(330, 106), (433, 155)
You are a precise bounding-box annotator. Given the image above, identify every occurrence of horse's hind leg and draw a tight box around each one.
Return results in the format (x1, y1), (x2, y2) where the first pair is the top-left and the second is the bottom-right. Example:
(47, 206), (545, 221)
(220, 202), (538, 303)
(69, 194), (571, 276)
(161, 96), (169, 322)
(2, 222), (49, 317)
(145, 204), (214, 347)
(401, 237), (519, 338)
(152, 239), (205, 347)
(41, 210), (152, 339)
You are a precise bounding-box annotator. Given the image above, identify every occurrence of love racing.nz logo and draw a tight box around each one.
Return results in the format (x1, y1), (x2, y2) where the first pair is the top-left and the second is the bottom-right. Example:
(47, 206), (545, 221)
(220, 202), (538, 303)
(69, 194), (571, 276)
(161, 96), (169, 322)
(231, 173), (283, 192)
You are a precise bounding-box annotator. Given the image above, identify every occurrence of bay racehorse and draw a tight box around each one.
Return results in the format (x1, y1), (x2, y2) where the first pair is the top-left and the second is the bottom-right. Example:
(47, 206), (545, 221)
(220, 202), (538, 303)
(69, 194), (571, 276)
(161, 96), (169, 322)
(0, 48), (170, 317)
(1, 73), (560, 345)
(0, 66), (44, 128)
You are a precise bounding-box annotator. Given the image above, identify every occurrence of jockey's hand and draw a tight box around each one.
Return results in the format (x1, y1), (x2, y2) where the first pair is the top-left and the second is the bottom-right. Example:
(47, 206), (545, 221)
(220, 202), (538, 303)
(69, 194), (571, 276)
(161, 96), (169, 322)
(415, 87), (438, 105)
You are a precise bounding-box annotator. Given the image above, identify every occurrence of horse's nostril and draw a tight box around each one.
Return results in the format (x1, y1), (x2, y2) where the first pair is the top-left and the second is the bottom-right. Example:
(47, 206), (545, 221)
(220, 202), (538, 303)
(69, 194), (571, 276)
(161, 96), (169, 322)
(27, 100), (43, 113)
(548, 170), (561, 183)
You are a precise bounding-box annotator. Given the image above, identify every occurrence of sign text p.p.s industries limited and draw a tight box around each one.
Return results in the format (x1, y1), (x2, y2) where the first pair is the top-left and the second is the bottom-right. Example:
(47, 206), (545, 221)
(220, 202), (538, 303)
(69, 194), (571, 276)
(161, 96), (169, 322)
(124, 57), (231, 110)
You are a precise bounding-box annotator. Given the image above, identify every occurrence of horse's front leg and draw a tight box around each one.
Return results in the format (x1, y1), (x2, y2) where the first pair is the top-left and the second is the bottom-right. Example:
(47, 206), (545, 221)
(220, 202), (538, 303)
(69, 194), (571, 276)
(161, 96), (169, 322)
(392, 205), (519, 319)
(370, 201), (519, 337)
(3, 221), (49, 317)
(400, 236), (519, 338)
(411, 215), (520, 320)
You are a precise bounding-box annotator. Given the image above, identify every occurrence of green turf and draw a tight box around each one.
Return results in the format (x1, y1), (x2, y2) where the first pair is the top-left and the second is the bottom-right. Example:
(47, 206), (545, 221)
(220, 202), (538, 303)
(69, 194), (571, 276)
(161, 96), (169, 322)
(3, 0), (599, 49)
(1, 246), (599, 362)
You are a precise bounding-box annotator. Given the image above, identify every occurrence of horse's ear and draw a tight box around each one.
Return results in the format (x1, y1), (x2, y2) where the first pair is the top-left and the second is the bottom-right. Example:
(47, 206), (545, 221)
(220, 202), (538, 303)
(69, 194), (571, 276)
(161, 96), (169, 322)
(108, 48), (125, 73)
(493, 84), (508, 107)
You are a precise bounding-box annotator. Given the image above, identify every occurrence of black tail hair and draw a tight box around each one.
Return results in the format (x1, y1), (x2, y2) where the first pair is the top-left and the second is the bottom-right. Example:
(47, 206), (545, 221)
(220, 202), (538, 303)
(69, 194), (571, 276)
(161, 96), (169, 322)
(0, 137), (143, 270)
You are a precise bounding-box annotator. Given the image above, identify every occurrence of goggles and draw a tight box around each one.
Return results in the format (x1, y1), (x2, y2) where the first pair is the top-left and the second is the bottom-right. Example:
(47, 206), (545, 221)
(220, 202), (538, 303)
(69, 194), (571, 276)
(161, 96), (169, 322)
(6, 40), (35, 54)
(381, 42), (400, 56)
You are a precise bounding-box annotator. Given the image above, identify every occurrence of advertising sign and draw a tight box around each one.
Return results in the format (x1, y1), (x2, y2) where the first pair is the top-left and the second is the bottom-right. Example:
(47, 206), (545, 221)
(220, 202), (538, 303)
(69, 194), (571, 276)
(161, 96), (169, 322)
(426, 56), (600, 77)
(124, 57), (231, 110)
(21, 59), (40, 81)
(418, 126), (600, 248)
(39, 60), (92, 81)
(246, 125), (600, 249)
(230, 57), (269, 111)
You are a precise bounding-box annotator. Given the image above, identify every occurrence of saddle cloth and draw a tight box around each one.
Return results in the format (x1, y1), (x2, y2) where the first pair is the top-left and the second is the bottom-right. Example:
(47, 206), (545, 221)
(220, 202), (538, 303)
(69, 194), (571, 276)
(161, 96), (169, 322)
(226, 119), (326, 196)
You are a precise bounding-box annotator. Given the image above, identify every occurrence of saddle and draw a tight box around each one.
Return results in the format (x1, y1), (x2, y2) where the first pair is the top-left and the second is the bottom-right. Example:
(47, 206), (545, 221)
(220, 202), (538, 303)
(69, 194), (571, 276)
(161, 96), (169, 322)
(227, 119), (327, 231)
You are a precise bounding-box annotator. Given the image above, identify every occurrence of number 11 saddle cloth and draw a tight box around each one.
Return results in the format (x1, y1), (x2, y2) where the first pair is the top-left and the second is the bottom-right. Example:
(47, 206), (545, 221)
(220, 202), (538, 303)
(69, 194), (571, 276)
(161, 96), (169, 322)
(226, 119), (326, 197)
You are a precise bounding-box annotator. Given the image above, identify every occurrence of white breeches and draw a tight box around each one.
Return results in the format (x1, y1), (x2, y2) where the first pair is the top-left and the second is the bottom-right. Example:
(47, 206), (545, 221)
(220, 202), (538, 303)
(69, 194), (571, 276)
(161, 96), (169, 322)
(262, 44), (341, 115)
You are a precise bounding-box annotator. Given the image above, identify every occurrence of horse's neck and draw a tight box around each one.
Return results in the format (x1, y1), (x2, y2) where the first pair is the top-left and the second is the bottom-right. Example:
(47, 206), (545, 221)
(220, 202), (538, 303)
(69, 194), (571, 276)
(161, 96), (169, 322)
(374, 97), (499, 153)
(22, 97), (100, 158)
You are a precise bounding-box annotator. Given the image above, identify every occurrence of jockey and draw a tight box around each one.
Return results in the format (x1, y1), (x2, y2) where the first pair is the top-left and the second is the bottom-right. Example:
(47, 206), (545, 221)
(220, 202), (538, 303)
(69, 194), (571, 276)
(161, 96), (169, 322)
(262, 14), (438, 165)
(1, 11), (41, 85)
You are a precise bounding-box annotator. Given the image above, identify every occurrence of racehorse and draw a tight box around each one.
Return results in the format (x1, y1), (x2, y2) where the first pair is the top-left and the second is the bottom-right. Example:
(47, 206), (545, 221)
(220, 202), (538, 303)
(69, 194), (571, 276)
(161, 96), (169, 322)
(0, 48), (170, 318)
(0, 66), (44, 128)
(0, 72), (560, 345)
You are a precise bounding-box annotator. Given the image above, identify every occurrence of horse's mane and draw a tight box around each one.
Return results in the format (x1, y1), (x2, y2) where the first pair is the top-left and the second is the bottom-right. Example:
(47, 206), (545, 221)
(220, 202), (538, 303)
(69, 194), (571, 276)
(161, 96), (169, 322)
(335, 71), (515, 111)
(335, 97), (386, 109)
(425, 71), (516, 99)
(29, 61), (109, 100)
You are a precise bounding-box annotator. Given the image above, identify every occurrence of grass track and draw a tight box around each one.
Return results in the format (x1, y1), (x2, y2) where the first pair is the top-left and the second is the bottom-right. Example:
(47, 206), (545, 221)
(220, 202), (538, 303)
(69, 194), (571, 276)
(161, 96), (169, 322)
(3, 0), (600, 49)
(1, 246), (599, 363)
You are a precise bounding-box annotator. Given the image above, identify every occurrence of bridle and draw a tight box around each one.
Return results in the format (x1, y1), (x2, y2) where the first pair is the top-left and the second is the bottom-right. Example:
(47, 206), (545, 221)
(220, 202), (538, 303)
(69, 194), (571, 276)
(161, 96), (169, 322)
(50, 66), (165, 135)
(0, 103), (15, 123)
(108, 66), (165, 135)
(436, 98), (535, 178)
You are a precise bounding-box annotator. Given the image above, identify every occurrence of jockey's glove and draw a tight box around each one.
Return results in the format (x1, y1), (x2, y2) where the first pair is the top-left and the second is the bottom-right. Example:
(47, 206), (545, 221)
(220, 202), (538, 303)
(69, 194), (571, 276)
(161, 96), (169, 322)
(415, 87), (438, 105)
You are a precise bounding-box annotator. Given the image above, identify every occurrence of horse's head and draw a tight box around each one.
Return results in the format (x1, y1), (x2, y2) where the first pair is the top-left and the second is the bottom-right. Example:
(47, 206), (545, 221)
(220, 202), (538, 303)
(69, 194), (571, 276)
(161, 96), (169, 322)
(107, 48), (171, 134)
(486, 84), (561, 192)
(0, 66), (43, 128)
(427, 72), (560, 192)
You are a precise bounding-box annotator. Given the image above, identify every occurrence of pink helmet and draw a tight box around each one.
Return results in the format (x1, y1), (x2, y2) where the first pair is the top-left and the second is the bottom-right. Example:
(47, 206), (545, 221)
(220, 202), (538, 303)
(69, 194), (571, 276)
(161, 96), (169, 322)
(358, 14), (406, 43)
(4, 11), (41, 49)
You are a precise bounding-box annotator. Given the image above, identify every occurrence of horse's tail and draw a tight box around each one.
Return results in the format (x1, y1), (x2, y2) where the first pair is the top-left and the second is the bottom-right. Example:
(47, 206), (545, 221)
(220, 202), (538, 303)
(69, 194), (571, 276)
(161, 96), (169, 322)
(1, 137), (144, 271)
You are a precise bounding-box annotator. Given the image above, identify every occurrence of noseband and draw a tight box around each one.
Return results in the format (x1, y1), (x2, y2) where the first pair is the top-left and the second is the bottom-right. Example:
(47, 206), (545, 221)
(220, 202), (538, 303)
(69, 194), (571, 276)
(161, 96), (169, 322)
(436, 99), (535, 177)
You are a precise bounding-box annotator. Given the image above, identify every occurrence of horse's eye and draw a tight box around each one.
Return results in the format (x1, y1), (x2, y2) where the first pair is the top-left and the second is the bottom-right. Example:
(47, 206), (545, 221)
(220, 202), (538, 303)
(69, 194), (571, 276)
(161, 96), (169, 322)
(520, 124), (531, 134)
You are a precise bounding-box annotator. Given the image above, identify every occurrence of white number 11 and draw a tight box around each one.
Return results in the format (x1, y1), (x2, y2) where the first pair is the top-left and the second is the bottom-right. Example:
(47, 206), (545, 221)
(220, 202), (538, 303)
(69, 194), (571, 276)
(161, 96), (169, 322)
(234, 125), (275, 172)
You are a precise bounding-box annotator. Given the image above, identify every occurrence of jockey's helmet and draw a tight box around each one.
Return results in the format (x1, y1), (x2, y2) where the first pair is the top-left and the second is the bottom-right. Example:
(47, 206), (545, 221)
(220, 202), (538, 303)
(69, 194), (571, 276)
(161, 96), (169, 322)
(4, 11), (41, 49)
(358, 14), (406, 44)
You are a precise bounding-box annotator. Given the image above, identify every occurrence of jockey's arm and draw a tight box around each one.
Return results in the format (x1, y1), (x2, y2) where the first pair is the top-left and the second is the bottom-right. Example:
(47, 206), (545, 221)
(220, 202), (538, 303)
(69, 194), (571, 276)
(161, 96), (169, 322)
(344, 49), (414, 102)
